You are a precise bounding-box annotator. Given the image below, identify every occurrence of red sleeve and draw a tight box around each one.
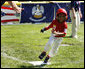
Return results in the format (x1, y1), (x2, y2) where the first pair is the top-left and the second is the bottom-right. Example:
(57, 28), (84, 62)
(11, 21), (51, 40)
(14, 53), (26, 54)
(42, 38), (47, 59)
(63, 22), (68, 35)
(44, 20), (55, 30)
(64, 22), (67, 29)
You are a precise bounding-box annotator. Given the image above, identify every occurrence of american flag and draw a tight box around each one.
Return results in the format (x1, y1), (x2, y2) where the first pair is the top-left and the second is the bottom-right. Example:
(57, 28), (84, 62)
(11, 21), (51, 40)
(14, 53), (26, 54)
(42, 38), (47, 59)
(1, 6), (19, 23)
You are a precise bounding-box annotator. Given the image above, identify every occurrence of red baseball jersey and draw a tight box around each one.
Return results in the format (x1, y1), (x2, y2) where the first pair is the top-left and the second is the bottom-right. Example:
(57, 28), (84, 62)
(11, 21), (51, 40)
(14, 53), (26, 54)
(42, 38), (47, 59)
(45, 19), (68, 37)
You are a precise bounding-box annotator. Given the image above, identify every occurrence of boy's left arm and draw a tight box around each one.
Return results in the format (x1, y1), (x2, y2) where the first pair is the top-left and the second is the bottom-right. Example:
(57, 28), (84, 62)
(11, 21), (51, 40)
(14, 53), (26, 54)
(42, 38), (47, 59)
(53, 29), (67, 37)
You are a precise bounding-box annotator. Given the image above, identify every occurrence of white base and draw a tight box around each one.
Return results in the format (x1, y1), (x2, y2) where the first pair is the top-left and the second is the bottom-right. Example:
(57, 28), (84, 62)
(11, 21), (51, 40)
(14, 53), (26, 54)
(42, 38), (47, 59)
(28, 61), (51, 66)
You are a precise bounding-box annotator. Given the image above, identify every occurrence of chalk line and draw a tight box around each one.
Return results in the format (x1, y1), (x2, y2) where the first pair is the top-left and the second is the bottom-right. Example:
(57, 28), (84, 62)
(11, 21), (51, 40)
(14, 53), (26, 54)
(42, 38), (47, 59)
(1, 52), (51, 66)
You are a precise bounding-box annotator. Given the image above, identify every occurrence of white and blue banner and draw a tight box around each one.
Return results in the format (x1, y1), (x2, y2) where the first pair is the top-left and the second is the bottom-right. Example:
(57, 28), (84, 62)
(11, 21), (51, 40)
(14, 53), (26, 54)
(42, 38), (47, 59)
(20, 3), (54, 23)
(20, 2), (84, 23)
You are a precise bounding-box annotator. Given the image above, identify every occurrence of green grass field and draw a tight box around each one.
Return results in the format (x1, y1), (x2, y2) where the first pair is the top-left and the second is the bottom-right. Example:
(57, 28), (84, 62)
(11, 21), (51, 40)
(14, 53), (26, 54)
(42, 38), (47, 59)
(1, 23), (84, 68)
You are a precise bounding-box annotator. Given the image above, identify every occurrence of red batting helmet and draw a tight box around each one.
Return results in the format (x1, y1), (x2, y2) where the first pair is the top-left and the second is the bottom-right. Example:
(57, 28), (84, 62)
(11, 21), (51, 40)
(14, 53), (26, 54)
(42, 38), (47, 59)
(56, 8), (68, 20)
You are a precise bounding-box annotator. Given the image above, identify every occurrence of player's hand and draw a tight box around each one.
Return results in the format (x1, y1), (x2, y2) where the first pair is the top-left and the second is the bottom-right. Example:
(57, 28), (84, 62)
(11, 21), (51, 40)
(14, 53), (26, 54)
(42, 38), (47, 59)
(40, 28), (46, 33)
(52, 30), (55, 34)
(14, 7), (24, 13)
(80, 13), (82, 18)
(73, 15), (76, 19)
(40, 29), (44, 33)
(51, 28), (56, 33)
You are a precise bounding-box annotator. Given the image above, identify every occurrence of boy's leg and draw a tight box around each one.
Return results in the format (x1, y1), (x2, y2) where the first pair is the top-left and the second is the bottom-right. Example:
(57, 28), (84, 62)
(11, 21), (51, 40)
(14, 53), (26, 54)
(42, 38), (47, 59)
(39, 34), (54, 59)
(44, 37), (63, 63)
(39, 51), (46, 59)
(44, 33), (54, 52)
(48, 37), (63, 57)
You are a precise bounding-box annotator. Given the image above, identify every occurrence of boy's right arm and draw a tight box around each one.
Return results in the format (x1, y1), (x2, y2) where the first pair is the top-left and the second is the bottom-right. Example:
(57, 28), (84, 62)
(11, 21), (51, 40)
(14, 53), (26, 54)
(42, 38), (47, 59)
(40, 20), (54, 33)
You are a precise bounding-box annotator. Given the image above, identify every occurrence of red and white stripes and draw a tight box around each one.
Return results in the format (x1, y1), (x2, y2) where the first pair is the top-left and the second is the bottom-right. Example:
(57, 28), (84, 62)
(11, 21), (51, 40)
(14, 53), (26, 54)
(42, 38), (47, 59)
(1, 6), (19, 23)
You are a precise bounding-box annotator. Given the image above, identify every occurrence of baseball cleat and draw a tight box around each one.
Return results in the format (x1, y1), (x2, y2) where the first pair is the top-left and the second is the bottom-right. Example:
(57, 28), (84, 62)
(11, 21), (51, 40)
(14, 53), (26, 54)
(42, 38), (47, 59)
(44, 55), (50, 63)
(39, 51), (46, 59)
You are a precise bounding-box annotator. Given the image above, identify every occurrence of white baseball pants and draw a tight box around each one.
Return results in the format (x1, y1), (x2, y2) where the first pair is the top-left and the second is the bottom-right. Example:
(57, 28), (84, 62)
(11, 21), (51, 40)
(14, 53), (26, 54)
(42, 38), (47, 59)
(70, 10), (80, 38)
(44, 33), (63, 57)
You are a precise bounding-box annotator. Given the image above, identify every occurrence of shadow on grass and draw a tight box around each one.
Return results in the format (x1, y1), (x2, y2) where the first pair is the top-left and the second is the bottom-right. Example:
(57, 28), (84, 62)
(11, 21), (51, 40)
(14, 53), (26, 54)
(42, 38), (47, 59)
(63, 35), (72, 38)
(44, 37), (49, 39)
(20, 64), (46, 68)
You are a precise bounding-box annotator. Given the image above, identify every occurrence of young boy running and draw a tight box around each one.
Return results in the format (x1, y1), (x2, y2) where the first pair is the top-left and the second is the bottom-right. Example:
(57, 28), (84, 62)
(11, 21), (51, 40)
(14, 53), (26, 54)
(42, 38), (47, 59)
(39, 8), (68, 64)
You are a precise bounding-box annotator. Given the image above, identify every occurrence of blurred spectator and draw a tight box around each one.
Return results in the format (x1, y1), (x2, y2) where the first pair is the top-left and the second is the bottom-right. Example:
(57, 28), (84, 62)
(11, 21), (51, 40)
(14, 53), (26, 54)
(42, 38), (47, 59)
(1, 1), (24, 13)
